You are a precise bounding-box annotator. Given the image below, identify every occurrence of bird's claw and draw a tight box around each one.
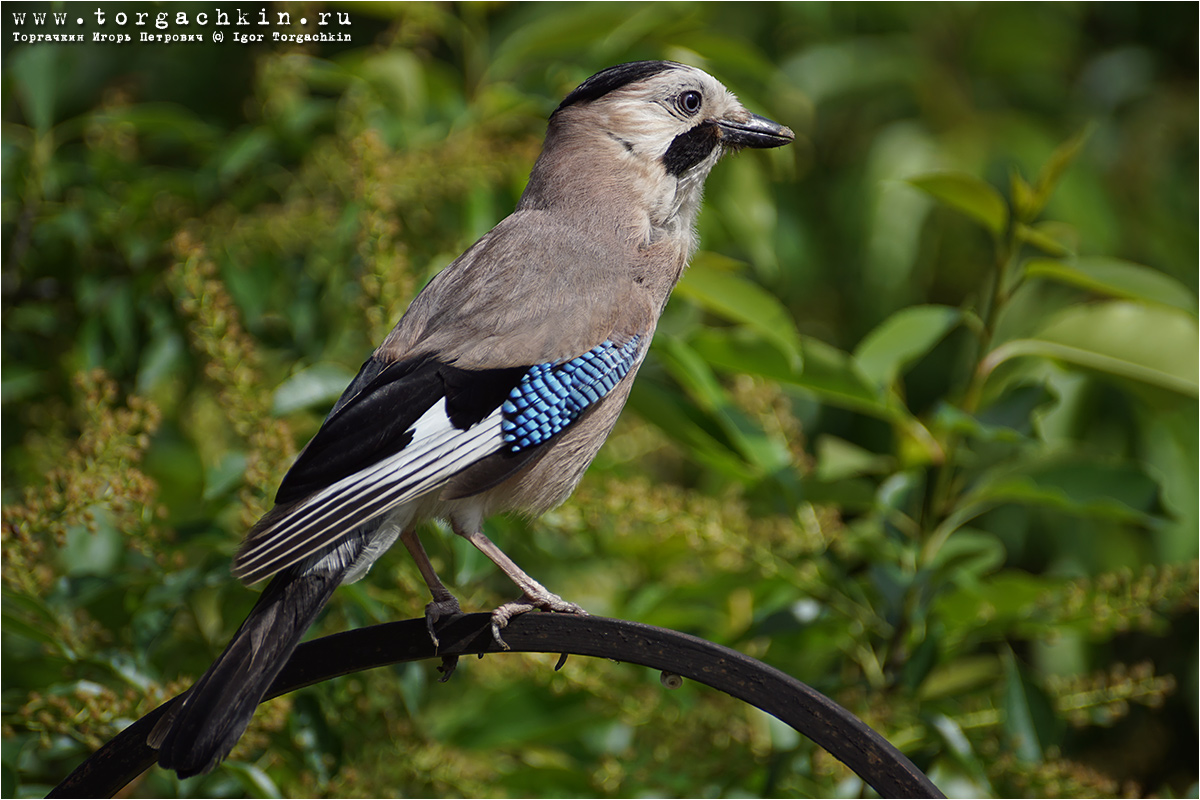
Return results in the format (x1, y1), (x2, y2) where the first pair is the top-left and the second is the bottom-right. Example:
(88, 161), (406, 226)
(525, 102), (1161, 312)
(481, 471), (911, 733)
(425, 597), (464, 682)
(437, 655), (460, 682)
(424, 596), (463, 649)
(490, 591), (588, 650)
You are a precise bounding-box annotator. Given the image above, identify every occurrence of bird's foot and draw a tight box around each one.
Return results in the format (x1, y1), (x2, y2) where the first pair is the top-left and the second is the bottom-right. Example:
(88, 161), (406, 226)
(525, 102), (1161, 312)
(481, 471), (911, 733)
(424, 596), (463, 649)
(437, 655), (460, 683)
(490, 589), (588, 650)
(424, 596), (464, 683)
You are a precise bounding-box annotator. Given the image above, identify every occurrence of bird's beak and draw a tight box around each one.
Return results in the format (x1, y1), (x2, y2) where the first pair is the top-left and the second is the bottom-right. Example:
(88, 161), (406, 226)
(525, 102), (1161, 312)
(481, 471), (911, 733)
(716, 113), (794, 149)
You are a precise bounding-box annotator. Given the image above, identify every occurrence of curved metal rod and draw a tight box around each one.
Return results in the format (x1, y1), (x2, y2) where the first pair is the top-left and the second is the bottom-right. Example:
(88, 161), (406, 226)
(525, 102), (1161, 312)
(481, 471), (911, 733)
(48, 613), (943, 798)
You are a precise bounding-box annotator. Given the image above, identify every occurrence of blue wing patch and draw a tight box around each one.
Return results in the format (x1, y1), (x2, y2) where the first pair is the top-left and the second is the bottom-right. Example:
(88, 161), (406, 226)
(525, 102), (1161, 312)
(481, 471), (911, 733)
(501, 336), (642, 451)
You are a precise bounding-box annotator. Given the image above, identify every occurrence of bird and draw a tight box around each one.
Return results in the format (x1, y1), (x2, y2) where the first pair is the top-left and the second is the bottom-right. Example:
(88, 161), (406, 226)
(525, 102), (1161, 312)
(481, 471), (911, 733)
(149, 59), (793, 778)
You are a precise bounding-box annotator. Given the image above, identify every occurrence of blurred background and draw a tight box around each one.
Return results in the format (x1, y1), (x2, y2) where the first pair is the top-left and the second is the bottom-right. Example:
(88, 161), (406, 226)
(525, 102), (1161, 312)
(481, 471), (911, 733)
(2, 3), (1196, 797)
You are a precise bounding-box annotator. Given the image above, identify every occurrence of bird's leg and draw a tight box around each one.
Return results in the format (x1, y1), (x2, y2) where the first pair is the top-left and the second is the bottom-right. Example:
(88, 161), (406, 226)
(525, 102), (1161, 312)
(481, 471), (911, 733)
(399, 527), (462, 647)
(456, 526), (588, 649)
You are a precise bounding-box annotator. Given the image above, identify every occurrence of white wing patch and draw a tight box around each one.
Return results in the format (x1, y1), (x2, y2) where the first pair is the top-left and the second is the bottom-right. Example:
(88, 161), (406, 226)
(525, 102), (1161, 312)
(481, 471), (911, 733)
(233, 399), (504, 584)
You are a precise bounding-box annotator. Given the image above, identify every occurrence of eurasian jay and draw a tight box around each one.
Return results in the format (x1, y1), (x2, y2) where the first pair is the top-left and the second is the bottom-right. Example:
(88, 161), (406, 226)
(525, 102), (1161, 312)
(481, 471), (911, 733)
(152, 60), (793, 778)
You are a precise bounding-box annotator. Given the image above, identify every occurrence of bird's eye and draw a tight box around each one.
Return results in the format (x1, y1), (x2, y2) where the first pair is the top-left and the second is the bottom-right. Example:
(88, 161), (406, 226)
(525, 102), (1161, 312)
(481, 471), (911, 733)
(677, 90), (703, 115)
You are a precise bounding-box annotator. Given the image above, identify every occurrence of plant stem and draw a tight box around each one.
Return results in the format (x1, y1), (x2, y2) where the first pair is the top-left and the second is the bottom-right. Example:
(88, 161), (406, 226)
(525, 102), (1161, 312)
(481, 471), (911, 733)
(922, 224), (1021, 558)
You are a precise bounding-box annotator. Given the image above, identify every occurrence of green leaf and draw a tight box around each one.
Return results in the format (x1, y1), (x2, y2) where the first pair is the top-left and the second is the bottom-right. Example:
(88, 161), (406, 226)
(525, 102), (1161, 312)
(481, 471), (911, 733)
(776, 335), (888, 415)
(9, 46), (59, 131)
(628, 379), (756, 482)
(929, 713), (994, 791)
(1030, 125), (1094, 216)
(688, 328), (793, 382)
(853, 304), (962, 389)
(797, 476), (879, 511)
(934, 404), (1027, 445)
(1, 610), (62, 650)
(690, 328), (884, 416)
(203, 451), (248, 502)
(975, 382), (1057, 437)
(217, 128), (276, 184)
(135, 327), (186, 394)
(900, 626), (941, 691)
(933, 382), (1057, 445)
(1026, 220), (1079, 257)
(1, 591), (74, 657)
(224, 760), (283, 797)
(967, 457), (1162, 524)
(1015, 221), (1072, 257)
(1023, 257), (1198, 315)
(691, 330), (945, 463)
(1010, 170), (1038, 224)
(814, 435), (893, 481)
(1, 364), (45, 403)
(984, 301), (1199, 397)
(1002, 649), (1061, 763)
(273, 363), (357, 415)
(907, 172), (1008, 236)
(933, 571), (1050, 636)
(928, 528), (1007, 584)
(101, 104), (221, 148)
(677, 253), (803, 368)
(657, 337), (729, 413)
(920, 656), (1003, 701)
(292, 693), (343, 779)
(656, 338), (791, 472)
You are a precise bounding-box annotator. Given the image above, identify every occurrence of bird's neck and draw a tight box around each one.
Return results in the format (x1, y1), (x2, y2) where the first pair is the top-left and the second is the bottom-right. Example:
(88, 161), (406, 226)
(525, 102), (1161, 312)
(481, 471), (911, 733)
(516, 126), (703, 258)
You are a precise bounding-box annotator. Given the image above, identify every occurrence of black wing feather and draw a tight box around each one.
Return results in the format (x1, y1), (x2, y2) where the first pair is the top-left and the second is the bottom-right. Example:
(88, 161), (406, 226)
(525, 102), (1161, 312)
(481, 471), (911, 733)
(275, 355), (532, 505)
(275, 355), (437, 504)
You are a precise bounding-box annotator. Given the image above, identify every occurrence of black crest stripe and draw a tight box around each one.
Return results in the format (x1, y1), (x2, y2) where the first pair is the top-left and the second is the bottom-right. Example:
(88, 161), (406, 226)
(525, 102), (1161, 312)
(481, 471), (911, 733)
(554, 60), (682, 115)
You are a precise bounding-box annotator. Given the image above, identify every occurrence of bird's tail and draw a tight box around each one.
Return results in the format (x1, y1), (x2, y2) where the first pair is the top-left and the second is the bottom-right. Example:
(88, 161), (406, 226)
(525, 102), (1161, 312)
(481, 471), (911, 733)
(149, 557), (349, 778)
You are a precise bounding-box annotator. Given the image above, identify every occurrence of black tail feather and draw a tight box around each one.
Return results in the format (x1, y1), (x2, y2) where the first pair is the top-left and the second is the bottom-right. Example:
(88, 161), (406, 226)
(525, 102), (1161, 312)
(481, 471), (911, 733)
(150, 564), (346, 778)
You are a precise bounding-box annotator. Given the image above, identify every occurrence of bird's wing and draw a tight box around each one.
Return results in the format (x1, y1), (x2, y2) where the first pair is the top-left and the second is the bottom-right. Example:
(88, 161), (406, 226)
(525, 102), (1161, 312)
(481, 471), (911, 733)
(376, 211), (659, 369)
(232, 335), (646, 585)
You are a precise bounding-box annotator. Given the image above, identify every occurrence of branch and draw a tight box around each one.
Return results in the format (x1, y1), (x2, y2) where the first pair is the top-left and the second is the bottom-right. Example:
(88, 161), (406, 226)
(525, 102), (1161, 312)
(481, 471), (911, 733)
(49, 613), (943, 798)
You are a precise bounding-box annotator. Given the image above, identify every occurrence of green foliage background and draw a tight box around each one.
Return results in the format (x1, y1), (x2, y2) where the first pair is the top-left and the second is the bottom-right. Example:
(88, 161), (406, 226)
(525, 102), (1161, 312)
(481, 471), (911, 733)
(2, 2), (1197, 797)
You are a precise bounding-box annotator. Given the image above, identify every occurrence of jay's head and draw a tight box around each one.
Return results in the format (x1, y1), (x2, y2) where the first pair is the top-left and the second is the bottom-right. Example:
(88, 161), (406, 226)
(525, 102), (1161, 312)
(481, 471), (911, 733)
(523, 61), (793, 240)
